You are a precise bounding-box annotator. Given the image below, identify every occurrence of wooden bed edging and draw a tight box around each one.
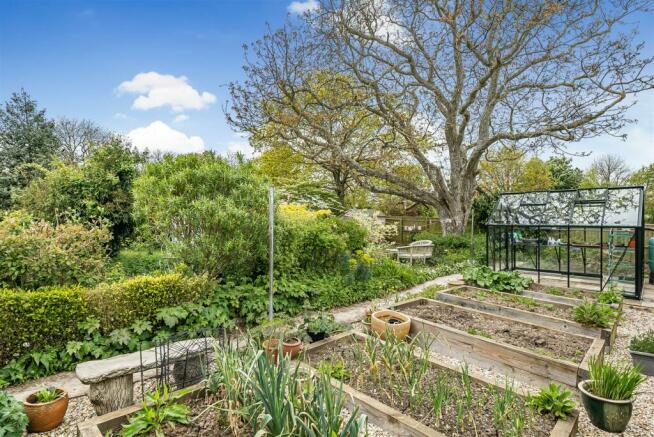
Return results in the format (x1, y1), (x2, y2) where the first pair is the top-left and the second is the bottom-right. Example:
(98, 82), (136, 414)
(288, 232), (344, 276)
(391, 298), (604, 388)
(302, 331), (579, 437)
(435, 286), (614, 347)
(76, 382), (205, 437)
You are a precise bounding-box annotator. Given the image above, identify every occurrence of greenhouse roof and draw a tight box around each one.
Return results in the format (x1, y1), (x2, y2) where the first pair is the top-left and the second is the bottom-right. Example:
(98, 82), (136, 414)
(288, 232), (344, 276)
(488, 186), (644, 227)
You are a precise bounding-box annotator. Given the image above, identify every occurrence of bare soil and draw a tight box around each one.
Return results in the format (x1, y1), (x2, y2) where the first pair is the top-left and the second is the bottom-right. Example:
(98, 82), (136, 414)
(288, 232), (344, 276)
(530, 284), (596, 300)
(402, 300), (591, 362)
(307, 337), (558, 437)
(446, 287), (575, 320)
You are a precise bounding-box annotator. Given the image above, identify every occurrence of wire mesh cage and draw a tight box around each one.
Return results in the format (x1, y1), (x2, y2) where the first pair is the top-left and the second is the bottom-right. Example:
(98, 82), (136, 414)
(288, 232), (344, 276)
(139, 327), (227, 399)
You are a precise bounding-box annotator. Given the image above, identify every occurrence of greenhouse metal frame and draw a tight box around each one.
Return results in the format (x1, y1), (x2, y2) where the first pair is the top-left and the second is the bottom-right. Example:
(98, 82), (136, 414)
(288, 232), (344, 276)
(486, 186), (646, 299)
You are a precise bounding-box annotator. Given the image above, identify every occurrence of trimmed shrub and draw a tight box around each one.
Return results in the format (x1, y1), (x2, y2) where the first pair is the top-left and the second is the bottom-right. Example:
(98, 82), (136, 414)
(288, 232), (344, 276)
(109, 249), (176, 279)
(85, 273), (212, 332)
(0, 211), (110, 289)
(0, 287), (88, 365)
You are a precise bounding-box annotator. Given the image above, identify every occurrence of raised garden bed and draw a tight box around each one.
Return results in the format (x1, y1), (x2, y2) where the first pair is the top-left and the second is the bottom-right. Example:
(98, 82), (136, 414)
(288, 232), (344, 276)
(392, 298), (605, 387)
(77, 383), (214, 437)
(435, 285), (616, 347)
(303, 331), (579, 437)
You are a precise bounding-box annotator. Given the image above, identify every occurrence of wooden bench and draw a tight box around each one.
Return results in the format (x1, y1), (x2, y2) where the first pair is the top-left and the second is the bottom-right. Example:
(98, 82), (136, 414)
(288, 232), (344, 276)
(76, 337), (215, 415)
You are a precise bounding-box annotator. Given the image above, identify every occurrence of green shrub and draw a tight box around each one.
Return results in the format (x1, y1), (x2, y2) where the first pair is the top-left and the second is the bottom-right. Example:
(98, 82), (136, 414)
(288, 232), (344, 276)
(19, 140), (141, 252)
(85, 273), (212, 332)
(109, 249), (177, 279)
(0, 211), (111, 289)
(0, 287), (88, 365)
(133, 153), (269, 279)
(463, 266), (532, 293)
(629, 330), (654, 354)
(0, 391), (28, 436)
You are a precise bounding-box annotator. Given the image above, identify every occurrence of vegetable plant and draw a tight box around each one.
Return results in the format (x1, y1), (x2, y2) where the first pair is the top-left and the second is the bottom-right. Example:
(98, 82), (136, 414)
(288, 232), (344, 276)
(573, 300), (618, 328)
(121, 385), (190, 437)
(586, 357), (646, 401)
(463, 266), (532, 293)
(0, 391), (28, 437)
(33, 386), (62, 403)
(597, 286), (624, 305)
(317, 360), (352, 382)
(528, 383), (576, 419)
(630, 330), (654, 354)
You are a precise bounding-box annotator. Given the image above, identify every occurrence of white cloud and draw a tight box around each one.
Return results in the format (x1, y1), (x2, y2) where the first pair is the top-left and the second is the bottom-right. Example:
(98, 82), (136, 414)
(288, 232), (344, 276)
(173, 114), (189, 123)
(287, 0), (319, 14)
(227, 140), (256, 158)
(127, 121), (204, 154)
(117, 72), (216, 112)
(113, 112), (128, 119)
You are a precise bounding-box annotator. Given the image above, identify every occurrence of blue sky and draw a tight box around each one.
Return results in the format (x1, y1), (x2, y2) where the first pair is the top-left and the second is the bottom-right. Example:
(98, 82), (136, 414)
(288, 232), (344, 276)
(0, 0), (652, 170)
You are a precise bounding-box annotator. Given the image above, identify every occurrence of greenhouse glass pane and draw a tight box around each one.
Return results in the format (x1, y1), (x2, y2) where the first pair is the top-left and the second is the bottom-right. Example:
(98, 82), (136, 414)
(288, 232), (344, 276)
(514, 192), (547, 225)
(542, 191), (576, 225)
(489, 193), (523, 224)
(603, 189), (641, 226)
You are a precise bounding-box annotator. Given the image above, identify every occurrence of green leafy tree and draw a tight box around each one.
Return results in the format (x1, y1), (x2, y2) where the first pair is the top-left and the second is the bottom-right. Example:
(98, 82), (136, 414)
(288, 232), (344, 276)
(133, 152), (270, 278)
(0, 90), (59, 209)
(18, 139), (140, 251)
(546, 157), (583, 190)
(629, 163), (654, 223)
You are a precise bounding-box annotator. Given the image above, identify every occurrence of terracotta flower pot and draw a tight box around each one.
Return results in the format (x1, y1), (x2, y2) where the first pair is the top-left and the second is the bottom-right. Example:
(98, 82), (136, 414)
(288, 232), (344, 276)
(263, 337), (304, 362)
(578, 380), (634, 433)
(371, 310), (411, 340)
(282, 337), (303, 358)
(23, 388), (69, 432)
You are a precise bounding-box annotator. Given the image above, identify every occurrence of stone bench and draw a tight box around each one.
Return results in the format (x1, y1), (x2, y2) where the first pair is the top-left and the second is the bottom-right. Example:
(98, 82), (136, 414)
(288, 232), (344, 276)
(76, 337), (215, 415)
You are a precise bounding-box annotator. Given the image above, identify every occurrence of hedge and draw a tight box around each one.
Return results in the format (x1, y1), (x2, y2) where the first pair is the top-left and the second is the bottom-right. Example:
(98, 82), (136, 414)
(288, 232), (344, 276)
(0, 273), (212, 365)
(85, 273), (212, 332)
(0, 287), (88, 364)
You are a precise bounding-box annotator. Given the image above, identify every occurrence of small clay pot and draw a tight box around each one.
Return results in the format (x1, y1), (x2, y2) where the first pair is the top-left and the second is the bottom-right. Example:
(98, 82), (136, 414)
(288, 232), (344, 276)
(371, 310), (411, 340)
(282, 337), (303, 358)
(24, 388), (69, 432)
(263, 337), (304, 361)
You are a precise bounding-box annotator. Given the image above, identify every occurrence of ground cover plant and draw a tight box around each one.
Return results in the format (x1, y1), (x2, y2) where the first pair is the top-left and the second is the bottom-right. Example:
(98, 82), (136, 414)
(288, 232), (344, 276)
(307, 333), (561, 436)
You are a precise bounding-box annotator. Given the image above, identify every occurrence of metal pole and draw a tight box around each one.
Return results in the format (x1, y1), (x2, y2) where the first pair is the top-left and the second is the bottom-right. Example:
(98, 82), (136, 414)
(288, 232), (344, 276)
(268, 187), (274, 321)
(470, 207), (475, 261)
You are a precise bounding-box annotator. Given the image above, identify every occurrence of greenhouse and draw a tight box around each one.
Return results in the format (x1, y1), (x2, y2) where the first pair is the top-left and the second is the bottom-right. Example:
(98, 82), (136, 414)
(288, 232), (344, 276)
(487, 186), (646, 299)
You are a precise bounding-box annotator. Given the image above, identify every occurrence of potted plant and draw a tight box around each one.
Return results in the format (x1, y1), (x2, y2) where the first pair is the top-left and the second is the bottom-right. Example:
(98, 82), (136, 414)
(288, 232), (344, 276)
(23, 386), (69, 432)
(371, 309), (411, 340)
(578, 358), (646, 433)
(629, 330), (654, 376)
(301, 313), (342, 342)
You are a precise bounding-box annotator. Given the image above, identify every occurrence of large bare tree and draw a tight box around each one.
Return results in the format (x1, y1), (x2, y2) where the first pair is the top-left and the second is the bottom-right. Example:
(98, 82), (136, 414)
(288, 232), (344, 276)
(55, 117), (113, 164)
(229, 0), (654, 233)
